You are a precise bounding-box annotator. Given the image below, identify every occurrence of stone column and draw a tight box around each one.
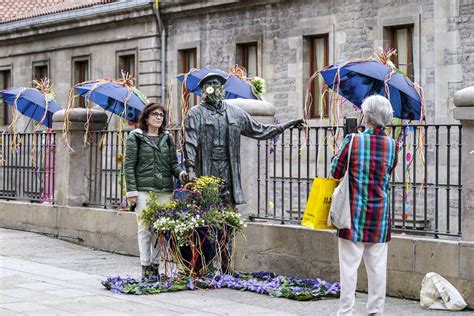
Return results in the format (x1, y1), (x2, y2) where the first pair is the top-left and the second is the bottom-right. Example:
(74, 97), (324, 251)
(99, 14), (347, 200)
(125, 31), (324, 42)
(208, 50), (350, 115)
(52, 108), (107, 207)
(231, 100), (276, 217)
(453, 87), (474, 241)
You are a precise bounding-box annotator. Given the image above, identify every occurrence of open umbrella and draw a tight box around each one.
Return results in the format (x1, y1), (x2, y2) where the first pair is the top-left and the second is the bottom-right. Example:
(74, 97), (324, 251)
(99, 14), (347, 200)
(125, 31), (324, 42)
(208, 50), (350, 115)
(317, 51), (423, 120)
(74, 78), (147, 122)
(176, 68), (259, 100)
(1, 86), (61, 128)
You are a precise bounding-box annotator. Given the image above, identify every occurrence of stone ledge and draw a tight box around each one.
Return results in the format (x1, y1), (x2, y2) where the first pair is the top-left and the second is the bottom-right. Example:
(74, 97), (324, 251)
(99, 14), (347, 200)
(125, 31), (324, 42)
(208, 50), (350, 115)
(454, 86), (474, 107)
(226, 99), (276, 116)
(53, 108), (108, 124)
(453, 107), (474, 121)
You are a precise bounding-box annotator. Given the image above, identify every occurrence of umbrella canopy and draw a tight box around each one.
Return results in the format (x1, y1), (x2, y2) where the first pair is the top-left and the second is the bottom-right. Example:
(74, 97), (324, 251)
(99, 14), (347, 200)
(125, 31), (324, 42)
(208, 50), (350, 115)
(320, 60), (422, 120)
(74, 81), (146, 122)
(176, 68), (258, 100)
(1, 87), (61, 128)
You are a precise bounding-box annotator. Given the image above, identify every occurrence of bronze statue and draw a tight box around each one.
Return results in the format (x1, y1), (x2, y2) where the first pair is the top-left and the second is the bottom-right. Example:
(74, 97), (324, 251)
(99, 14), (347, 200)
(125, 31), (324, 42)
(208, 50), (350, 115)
(184, 73), (303, 204)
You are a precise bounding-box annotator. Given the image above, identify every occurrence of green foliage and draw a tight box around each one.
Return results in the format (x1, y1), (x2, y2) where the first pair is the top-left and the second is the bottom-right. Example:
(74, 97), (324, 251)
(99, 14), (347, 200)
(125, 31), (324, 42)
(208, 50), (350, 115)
(140, 176), (246, 247)
(251, 76), (266, 97)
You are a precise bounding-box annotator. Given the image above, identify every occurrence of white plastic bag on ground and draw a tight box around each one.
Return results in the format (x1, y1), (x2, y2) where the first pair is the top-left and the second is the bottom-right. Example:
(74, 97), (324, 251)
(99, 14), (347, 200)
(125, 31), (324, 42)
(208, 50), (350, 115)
(420, 272), (467, 311)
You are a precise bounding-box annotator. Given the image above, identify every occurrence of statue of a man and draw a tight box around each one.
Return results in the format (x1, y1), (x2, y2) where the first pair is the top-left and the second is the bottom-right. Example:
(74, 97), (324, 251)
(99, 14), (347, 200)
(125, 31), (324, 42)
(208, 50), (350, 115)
(184, 73), (302, 204)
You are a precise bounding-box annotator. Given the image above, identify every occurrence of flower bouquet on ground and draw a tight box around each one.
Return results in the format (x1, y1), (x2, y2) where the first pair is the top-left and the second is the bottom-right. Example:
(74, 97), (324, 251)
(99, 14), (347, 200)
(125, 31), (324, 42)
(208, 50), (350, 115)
(102, 271), (340, 300)
(140, 176), (245, 277)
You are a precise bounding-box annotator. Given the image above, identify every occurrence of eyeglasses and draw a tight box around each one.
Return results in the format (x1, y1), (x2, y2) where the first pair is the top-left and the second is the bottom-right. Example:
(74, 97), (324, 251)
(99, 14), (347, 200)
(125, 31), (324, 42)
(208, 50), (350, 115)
(150, 112), (165, 118)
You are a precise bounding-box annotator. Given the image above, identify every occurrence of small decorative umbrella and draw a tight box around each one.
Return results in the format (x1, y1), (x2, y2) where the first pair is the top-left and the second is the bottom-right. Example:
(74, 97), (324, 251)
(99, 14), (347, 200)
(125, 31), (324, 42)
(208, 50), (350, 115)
(73, 74), (147, 123)
(176, 67), (259, 100)
(306, 48), (424, 121)
(1, 79), (61, 129)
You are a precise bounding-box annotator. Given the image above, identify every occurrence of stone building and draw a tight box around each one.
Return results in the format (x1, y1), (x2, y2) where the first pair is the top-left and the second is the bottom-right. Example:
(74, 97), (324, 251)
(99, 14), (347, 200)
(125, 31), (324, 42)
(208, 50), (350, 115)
(0, 0), (469, 231)
(0, 0), (470, 127)
(0, 0), (161, 130)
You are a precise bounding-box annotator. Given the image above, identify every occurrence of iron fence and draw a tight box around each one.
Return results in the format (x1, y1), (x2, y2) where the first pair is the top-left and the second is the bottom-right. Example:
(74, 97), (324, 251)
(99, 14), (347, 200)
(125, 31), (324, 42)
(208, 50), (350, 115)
(84, 123), (462, 238)
(86, 128), (181, 209)
(0, 132), (56, 204)
(251, 124), (463, 238)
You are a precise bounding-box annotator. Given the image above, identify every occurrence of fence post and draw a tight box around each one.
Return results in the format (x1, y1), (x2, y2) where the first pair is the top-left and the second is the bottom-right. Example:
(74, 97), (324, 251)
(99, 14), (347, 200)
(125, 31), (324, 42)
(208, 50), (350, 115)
(52, 109), (107, 207)
(453, 87), (474, 241)
(235, 101), (276, 217)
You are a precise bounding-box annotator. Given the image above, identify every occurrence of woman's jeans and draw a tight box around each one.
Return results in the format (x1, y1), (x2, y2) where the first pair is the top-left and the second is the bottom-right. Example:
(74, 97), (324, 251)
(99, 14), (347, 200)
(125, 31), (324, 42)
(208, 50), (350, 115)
(135, 191), (172, 266)
(337, 237), (388, 316)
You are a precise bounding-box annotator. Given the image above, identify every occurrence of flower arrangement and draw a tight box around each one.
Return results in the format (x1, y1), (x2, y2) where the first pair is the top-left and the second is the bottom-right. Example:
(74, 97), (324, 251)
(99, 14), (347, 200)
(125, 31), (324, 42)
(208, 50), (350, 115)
(202, 82), (225, 104)
(102, 271), (340, 301)
(251, 76), (266, 97)
(139, 176), (245, 276)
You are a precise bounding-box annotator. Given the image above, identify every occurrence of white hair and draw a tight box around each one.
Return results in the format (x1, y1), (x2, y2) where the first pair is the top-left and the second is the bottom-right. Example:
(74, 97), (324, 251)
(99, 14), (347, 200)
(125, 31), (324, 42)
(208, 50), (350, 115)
(361, 95), (393, 128)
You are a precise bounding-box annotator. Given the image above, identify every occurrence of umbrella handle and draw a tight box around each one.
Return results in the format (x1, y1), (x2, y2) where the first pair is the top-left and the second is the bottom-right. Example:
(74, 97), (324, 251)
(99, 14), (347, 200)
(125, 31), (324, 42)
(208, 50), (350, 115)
(23, 116), (33, 134)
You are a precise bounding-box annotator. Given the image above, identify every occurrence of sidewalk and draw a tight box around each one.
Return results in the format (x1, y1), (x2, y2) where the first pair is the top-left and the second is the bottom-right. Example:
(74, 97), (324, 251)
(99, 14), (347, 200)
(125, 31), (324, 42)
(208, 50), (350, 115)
(0, 228), (471, 315)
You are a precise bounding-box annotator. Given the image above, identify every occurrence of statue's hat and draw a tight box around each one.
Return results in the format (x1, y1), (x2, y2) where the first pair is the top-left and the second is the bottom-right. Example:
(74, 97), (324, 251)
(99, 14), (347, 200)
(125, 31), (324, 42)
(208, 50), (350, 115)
(198, 73), (228, 88)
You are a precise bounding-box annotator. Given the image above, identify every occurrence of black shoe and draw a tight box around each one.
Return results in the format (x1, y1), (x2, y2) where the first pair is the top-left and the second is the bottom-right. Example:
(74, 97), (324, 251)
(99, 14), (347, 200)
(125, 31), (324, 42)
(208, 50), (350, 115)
(151, 263), (160, 276)
(141, 265), (152, 277)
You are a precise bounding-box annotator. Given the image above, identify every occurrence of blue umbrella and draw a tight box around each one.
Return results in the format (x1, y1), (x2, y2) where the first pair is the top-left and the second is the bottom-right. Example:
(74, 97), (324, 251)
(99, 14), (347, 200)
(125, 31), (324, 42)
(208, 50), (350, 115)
(320, 60), (422, 120)
(74, 81), (146, 122)
(176, 68), (258, 100)
(1, 87), (61, 128)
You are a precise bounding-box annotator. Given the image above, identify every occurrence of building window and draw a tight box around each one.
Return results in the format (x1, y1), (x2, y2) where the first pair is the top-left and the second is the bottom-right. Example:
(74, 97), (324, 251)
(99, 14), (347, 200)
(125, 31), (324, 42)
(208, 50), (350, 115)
(0, 68), (12, 126)
(117, 53), (136, 78)
(389, 24), (414, 80)
(236, 42), (258, 78)
(32, 61), (49, 82)
(178, 48), (198, 109)
(308, 34), (329, 119)
(72, 56), (90, 108)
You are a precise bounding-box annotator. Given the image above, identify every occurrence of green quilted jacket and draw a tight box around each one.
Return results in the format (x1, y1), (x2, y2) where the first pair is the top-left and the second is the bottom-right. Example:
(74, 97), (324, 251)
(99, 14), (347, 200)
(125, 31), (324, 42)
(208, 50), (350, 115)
(125, 128), (182, 197)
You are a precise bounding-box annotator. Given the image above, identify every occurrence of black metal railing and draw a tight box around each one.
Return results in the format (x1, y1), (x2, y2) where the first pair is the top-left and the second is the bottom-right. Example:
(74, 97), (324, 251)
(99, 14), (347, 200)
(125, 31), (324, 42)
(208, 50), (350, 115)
(86, 127), (182, 209)
(251, 124), (463, 238)
(0, 132), (56, 204)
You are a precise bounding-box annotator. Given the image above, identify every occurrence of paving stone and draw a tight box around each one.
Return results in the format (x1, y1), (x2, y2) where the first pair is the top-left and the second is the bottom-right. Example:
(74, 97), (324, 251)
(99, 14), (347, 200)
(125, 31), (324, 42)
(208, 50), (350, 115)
(1, 301), (48, 312)
(0, 295), (22, 304)
(44, 288), (95, 298)
(0, 307), (23, 315)
(17, 282), (66, 291)
(0, 228), (472, 315)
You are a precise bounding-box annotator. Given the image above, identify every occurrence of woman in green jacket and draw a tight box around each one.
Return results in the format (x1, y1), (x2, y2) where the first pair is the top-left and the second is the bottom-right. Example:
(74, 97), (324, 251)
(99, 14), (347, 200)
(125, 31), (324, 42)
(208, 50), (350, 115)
(125, 102), (186, 277)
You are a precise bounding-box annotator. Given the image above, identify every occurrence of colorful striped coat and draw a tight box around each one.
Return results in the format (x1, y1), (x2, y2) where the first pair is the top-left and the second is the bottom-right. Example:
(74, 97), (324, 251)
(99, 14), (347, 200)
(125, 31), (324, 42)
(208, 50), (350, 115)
(330, 128), (399, 243)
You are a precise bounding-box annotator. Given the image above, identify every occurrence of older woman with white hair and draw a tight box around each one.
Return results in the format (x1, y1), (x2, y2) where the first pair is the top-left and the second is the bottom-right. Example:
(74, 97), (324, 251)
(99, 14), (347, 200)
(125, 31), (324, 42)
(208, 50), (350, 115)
(331, 95), (399, 316)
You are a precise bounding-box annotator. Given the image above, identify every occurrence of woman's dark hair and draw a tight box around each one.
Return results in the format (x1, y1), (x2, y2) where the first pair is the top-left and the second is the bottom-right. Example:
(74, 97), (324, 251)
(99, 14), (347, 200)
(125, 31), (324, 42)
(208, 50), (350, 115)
(138, 102), (168, 134)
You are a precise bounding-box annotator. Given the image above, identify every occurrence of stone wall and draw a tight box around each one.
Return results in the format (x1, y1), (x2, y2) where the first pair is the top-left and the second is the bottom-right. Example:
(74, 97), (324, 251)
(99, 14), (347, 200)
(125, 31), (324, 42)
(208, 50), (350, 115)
(163, 0), (463, 124)
(0, 3), (160, 131)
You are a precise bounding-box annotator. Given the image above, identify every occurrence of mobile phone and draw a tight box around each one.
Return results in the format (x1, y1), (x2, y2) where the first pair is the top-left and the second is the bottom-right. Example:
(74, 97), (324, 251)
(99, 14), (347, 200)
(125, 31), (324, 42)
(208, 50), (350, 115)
(344, 117), (358, 135)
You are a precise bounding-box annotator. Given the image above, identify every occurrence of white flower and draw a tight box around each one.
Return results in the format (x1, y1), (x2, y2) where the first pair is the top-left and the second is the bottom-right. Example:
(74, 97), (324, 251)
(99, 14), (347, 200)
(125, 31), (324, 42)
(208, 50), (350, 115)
(206, 86), (215, 94)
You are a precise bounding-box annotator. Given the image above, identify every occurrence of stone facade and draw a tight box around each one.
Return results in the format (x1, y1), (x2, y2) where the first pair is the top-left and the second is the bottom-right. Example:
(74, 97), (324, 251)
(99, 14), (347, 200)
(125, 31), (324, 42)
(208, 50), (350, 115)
(0, 1), (160, 131)
(0, 0), (471, 233)
(162, 0), (467, 125)
(0, 0), (469, 125)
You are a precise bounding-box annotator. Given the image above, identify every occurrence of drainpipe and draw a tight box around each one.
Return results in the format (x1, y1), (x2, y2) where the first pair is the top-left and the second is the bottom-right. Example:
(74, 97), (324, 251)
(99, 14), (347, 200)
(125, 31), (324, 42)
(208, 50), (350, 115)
(152, 2), (166, 105)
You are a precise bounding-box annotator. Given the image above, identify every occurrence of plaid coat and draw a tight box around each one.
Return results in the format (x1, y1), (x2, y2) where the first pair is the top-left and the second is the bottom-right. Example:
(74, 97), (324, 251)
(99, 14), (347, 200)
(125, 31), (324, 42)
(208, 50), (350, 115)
(330, 128), (399, 243)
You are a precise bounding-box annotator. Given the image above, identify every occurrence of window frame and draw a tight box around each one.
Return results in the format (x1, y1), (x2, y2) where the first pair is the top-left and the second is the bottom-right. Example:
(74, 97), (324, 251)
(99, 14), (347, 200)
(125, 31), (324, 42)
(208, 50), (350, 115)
(308, 34), (329, 119)
(116, 49), (138, 81)
(32, 60), (50, 82)
(388, 24), (414, 80)
(178, 47), (198, 108)
(71, 55), (91, 108)
(236, 41), (259, 78)
(0, 65), (12, 127)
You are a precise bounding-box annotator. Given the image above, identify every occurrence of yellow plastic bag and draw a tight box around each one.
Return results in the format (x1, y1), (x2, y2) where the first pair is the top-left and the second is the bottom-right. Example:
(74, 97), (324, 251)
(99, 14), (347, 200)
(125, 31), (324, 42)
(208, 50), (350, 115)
(302, 178), (339, 229)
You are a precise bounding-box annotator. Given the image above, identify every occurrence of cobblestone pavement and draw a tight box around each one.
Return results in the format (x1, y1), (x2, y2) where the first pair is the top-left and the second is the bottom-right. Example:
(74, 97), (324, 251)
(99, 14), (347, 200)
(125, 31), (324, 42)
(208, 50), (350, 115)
(0, 228), (472, 315)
